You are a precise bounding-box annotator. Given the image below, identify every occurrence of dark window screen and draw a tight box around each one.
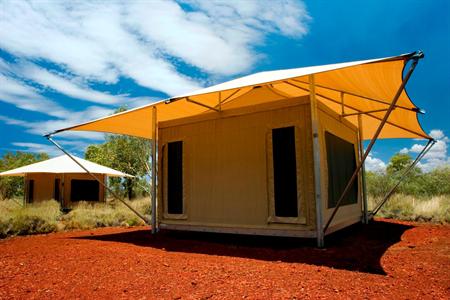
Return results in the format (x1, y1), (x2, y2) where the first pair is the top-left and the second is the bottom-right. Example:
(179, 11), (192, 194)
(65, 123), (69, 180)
(27, 180), (34, 203)
(325, 132), (358, 208)
(70, 180), (99, 201)
(167, 141), (183, 214)
(272, 126), (298, 217)
(54, 178), (61, 202)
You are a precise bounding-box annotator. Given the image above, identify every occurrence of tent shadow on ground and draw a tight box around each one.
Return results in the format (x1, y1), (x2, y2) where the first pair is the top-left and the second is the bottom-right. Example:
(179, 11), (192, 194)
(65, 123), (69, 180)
(72, 219), (413, 275)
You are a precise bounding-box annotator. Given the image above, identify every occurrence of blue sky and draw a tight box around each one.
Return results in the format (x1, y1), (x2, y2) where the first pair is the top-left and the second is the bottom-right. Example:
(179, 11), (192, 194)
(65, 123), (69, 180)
(0, 0), (449, 172)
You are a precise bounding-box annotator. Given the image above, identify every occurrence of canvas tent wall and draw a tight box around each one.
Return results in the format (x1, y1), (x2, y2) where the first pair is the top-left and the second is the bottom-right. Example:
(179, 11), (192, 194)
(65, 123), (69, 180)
(22, 172), (107, 206)
(157, 95), (362, 237)
(47, 52), (431, 246)
(0, 155), (132, 207)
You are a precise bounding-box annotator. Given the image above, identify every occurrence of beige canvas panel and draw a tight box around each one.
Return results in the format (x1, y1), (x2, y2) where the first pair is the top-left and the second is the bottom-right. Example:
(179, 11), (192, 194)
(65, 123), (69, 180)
(25, 173), (59, 203)
(159, 99), (316, 231)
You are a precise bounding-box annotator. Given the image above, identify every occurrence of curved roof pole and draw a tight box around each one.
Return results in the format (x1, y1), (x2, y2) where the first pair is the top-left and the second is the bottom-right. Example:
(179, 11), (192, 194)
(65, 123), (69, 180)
(323, 51), (424, 234)
(45, 134), (149, 224)
(371, 138), (435, 217)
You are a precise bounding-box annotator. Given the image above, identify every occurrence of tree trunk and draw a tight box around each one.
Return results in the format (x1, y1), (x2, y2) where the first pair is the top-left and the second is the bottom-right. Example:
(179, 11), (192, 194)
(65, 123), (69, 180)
(126, 178), (134, 200)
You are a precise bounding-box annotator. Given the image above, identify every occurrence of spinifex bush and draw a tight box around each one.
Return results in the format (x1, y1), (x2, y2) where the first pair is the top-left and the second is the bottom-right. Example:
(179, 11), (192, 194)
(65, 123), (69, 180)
(368, 194), (450, 223)
(61, 197), (151, 230)
(0, 200), (62, 238)
(0, 198), (151, 238)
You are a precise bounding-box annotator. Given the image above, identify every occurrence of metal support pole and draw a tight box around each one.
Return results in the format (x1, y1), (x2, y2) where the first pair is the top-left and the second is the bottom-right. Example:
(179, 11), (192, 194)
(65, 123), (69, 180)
(151, 106), (158, 234)
(358, 115), (369, 224)
(309, 74), (324, 248)
(61, 174), (65, 209)
(323, 51), (424, 233)
(371, 139), (435, 217)
(45, 135), (149, 224)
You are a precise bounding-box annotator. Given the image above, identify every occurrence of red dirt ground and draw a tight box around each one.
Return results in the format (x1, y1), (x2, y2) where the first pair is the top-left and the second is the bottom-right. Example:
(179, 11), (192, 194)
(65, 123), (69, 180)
(0, 219), (449, 299)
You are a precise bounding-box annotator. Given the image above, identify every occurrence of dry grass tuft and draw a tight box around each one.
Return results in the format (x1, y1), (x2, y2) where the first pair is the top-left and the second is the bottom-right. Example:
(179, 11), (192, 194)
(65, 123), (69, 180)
(369, 194), (450, 223)
(62, 198), (150, 230)
(0, 199), (61, 238)
(0, 197), (151, 238)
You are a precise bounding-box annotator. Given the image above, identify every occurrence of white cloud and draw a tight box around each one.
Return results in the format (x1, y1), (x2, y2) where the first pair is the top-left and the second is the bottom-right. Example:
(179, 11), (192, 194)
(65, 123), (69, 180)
(429, 129), (445, 140)
(13, 62), (129, 105)
(0, 73), (70, 118)
(0, 0), (310, 148)
(125, 0), (310, 76)
(11, 142), (64, 157)
(0, 1), (309, 96)
(0, 105), (112, 141)
(399, 147), (409, 154)
(11, 139), (93, 157)
(365, 154), (386, 173)
(400, 129), (450, 172)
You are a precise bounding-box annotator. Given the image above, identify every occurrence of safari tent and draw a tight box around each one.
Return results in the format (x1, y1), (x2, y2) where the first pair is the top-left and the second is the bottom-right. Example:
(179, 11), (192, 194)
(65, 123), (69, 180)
(0, 155), (132, 208)
(47, 52), (432, 247)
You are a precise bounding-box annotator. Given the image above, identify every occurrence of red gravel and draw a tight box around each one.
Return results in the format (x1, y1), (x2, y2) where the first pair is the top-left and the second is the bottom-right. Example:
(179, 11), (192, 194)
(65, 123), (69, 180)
(0, 219), (449, 299)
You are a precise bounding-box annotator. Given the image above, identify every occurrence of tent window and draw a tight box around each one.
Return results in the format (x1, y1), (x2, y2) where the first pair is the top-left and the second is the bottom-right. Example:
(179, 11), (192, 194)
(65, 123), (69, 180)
(27, 180), (34, 204)
(325, 132), (358, 208)
(54, 178), (61, 202)
(272, 126), (298, 217)
(70, 180), (99, 202)
(167, 141), (183, 214)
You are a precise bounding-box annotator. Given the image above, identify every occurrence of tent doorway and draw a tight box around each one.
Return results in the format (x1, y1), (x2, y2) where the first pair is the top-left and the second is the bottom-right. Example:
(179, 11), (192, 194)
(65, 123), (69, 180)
(54, 178), (61, 202)
(27, 180), (34, 204)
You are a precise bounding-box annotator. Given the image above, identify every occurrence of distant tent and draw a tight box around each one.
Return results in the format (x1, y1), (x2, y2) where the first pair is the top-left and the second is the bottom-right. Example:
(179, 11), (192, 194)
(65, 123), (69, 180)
(0, 155), (132, 206)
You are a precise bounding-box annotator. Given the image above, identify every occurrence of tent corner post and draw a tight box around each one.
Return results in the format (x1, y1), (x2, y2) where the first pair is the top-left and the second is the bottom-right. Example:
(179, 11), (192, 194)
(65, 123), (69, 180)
(309, 74), (325, 248)
(23, 176), (27, 206)
(151, 106), (158, 234)
(358, 115), (369, 224)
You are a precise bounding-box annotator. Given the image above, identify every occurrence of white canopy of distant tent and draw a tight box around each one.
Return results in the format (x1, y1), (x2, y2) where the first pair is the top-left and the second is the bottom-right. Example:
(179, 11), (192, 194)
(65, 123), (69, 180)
(0, 155), (133, 177)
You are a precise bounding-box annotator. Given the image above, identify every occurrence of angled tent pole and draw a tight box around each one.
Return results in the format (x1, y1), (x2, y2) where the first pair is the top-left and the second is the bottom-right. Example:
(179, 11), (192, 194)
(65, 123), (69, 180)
(323, 51), (424, 234)
(45, 134), (149, 224)
(371, 138), (435, 217)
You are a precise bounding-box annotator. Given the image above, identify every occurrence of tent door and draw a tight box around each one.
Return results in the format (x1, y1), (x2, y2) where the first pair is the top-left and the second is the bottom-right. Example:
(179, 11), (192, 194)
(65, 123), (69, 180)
(272, 126), (298, 217)
(54, 178), (61, 202)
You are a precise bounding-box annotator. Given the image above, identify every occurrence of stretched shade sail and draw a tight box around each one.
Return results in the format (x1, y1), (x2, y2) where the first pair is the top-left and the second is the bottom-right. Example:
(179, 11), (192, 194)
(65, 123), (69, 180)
(51, 52), (429, 140)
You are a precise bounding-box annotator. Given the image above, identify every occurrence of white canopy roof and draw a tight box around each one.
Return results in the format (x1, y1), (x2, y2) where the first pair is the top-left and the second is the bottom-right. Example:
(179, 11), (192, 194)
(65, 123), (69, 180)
(0, 155), (133, 177)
